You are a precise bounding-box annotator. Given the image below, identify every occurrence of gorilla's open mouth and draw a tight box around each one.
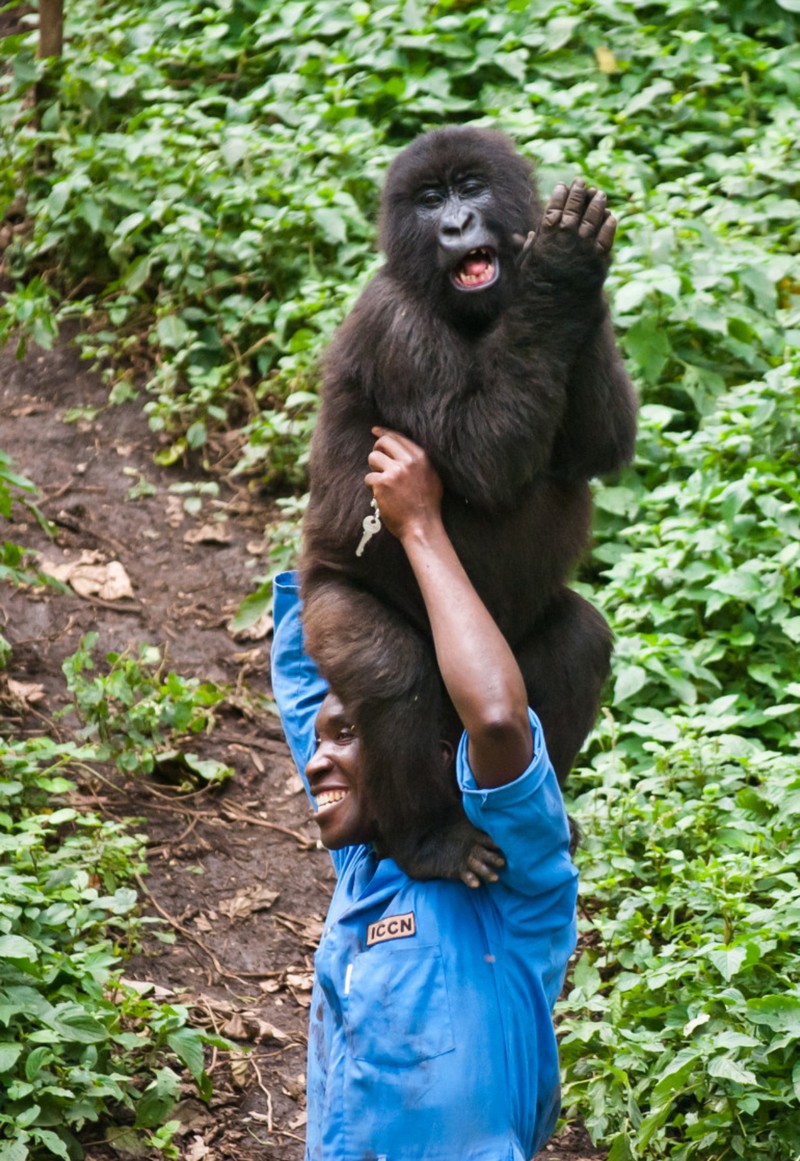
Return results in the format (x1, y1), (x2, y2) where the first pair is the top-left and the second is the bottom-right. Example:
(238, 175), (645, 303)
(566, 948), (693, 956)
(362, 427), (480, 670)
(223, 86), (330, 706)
(453, 247), (498, 291)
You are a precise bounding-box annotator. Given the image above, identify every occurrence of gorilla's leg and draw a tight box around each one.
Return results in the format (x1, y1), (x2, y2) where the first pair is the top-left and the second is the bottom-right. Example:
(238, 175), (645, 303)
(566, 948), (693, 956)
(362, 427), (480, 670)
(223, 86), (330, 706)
(516, 587), (613, 783)
(302, 579), (492, 879)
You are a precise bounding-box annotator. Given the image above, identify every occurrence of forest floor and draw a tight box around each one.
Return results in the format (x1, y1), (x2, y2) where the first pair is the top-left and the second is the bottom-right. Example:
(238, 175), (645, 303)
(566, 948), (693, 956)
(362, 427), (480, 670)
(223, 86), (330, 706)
(0, 334), (604, 1160)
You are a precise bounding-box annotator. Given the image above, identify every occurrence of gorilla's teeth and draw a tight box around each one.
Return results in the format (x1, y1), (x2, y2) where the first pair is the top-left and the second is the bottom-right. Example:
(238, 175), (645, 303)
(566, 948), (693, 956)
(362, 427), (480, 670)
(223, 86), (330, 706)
(457, 262), (495, 287)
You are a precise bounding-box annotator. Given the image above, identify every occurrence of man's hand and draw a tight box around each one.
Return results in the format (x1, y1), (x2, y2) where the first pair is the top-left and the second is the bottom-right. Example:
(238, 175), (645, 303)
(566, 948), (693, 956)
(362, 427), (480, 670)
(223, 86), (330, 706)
(365, 428), (443, 543)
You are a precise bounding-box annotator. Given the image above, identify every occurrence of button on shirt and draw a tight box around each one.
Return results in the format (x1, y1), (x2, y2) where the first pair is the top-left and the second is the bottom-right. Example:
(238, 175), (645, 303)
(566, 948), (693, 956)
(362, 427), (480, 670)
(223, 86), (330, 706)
(271, 572), (578, 1161)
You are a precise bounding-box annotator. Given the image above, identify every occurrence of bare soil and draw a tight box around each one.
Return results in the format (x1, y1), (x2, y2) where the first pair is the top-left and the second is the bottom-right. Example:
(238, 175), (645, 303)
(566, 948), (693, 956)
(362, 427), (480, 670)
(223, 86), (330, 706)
(0, 336), (604, 1161)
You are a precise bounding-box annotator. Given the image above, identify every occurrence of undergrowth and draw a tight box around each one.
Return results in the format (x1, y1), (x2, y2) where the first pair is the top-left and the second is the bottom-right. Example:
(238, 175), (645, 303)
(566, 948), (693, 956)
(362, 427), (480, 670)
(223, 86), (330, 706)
(63, 634), (234, 788)
(0, 736), (230, 1159)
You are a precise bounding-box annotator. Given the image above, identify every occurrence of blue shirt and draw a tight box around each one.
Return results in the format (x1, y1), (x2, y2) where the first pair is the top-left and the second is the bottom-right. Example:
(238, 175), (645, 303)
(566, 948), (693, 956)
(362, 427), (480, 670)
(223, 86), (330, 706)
(271, 572), (578, 1161)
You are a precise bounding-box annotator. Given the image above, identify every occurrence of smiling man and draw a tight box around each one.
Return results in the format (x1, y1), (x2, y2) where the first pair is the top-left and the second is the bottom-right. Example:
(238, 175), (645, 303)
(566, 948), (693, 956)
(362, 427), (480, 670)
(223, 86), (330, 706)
(305, 692), (379, 849)
(270, 430), (578, 1161)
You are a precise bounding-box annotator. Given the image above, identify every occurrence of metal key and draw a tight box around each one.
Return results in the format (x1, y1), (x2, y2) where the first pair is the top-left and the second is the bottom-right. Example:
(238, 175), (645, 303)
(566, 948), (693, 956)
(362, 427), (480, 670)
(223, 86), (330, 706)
(355, 500), (382, 557)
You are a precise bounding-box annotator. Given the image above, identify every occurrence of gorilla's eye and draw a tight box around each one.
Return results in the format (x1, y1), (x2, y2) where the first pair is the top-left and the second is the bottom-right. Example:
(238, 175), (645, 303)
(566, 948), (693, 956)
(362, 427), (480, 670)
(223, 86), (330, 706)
(417, 188), (445, 208)
(459, 179), (486, 196)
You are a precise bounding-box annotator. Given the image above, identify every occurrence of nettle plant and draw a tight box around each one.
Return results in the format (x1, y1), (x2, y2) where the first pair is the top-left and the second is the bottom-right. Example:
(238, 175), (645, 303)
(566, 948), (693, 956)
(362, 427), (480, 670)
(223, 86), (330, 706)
(560, 739), (800, 1161)
(0, 449), (57, 593)
(561, 361), (800, 1156)
(0, 738), (230, 1157)
(590, 361), (800, 769)
(62, 634), (234, 787)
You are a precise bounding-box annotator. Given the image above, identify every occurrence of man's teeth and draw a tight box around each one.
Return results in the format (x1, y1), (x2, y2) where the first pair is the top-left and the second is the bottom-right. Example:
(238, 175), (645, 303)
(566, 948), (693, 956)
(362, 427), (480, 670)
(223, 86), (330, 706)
(316, 790), (348, 808)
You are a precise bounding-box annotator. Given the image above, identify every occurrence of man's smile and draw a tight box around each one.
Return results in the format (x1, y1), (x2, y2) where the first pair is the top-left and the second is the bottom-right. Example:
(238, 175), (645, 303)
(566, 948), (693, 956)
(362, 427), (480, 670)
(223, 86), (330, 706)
(315, 788), (350, 811)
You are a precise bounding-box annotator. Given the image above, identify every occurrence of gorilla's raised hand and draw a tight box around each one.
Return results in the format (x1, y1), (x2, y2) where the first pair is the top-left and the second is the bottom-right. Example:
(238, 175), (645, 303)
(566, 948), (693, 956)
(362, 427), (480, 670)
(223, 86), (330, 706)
(516, 178), (617, 286)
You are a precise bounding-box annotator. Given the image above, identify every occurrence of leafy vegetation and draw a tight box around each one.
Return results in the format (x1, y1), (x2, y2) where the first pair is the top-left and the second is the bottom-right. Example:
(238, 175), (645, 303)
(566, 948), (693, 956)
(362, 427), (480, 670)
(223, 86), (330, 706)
(63, 634), (234, 787)
(0, 451), (53, 593)
(0, 736), (229, 1159)
(1, 0), (799, 1156)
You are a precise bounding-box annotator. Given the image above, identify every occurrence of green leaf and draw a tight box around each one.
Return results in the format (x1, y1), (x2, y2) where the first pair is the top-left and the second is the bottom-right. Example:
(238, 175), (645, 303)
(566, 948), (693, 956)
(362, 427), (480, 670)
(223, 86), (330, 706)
(153, 439), (187, 466)
(313, 207), (347, 245)
(606, 1133), (635, 1161)
(156, 316), (190, 350)
(622, 319), (671, 383)
(781, 617), (800, 644)
(0, 1042), (23, 1072)
(166, 1027), (205, 1081)
(707, 1055), (758, 1086)
(746, 996), (800, 1035)
(182, 754), (233, 785)
(25, 1046), (53, 1082)
(47, 183), (71, 219)
(229, 585), (272, 631)
(0, 935), (38, 961)
(570, 954), (602, 999)
(30, 1132), (69, 1161)
(51, 1012), (109, 1044)
(0, 1140), (29, 1161)
(613, 665), (648, 704)
(134, 1067), (181, 1128)
(124, 255), (153, 293)
(708, 945), (748, 981)
(221, 138), (249, 168)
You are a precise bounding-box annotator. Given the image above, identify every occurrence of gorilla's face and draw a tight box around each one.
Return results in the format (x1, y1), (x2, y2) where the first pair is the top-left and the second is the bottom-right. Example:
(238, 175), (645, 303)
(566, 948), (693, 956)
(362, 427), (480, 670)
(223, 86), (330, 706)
(378, 127), (537, 325)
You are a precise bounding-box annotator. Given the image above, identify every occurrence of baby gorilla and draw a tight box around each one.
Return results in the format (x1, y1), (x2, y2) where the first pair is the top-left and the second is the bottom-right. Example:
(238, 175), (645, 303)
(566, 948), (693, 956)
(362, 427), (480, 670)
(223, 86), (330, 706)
(300, 126), (637, 881)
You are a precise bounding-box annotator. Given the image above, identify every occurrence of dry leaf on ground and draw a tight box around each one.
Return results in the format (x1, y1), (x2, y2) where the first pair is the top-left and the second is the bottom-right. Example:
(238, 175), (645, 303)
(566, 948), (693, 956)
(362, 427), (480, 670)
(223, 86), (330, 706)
(0, 677), (46, 708)
(183, 522), (232, 545)
(184, 1136), (209, 1161)
(218, 884), (279, 921)
(41, 550), (134, 600)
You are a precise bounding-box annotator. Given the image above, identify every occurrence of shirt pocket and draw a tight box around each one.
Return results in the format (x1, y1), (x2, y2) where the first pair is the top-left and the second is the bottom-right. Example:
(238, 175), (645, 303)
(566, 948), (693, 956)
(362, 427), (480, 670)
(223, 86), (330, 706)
(345, 943), (455, 1066)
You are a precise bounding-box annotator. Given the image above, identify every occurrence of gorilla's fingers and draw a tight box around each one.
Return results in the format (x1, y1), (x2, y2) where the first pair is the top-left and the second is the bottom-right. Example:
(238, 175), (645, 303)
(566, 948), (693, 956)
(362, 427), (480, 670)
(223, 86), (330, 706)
(465, 842), (506, 885)
(515, 229), (536, 269)
(578, 191), (607, 238)
(460, 867), (482, 889)
(464, 856), (497, 885)
(488, 852), (506, 868)
(597, 212), (617, 253)
(543, 182), (569, 227)
(559, 178), (588, 230)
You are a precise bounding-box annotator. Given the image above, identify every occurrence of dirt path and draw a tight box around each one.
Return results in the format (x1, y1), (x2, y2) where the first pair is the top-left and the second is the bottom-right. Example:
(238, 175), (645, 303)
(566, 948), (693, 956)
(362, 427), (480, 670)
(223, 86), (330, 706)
(0, 337), (602, 1160)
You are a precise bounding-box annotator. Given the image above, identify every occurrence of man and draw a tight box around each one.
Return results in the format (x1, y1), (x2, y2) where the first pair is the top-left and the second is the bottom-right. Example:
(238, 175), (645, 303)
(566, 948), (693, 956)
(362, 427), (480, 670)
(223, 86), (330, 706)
(271, 429), (578, 1161)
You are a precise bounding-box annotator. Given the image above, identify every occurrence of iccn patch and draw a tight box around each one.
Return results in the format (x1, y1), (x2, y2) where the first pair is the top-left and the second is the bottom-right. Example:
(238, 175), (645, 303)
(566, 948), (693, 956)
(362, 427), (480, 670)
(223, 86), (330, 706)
(366, 911), (416, 946)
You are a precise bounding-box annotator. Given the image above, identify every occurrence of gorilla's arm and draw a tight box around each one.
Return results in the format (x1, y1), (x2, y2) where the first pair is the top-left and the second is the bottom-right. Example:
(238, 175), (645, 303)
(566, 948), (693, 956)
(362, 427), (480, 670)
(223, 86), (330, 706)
(551, 313), (638, 480)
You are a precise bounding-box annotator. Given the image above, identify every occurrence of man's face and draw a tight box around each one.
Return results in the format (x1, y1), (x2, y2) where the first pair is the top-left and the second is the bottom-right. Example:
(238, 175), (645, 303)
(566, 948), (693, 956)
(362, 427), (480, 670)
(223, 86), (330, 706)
(305, 693), (379, 849)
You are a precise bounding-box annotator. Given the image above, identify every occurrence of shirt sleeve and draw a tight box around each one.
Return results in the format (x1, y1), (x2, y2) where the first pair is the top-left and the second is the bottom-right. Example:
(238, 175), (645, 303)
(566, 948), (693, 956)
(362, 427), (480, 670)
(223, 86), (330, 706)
(456, 708), (577, 901)
(270, 570), (328, 794)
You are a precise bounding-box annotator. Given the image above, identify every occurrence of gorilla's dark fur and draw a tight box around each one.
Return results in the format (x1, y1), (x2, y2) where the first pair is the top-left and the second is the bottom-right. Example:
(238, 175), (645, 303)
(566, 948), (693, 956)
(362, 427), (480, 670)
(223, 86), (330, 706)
(300, 127), (637, 878)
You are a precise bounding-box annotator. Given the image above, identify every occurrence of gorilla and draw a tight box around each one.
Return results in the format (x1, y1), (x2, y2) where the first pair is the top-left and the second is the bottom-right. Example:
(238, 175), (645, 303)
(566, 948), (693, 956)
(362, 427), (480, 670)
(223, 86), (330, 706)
(299, 126), (637, 880)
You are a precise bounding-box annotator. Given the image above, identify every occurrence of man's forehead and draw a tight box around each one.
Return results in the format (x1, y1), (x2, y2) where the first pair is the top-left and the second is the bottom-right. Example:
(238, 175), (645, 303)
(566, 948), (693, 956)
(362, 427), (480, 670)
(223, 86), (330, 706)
(316, 691), (350, 726)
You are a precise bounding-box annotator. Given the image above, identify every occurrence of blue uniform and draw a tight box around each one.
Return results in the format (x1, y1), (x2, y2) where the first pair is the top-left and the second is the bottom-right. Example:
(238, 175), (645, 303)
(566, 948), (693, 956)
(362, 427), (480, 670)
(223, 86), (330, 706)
(271, 572), (578, 1161)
